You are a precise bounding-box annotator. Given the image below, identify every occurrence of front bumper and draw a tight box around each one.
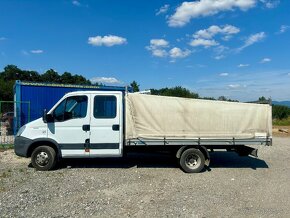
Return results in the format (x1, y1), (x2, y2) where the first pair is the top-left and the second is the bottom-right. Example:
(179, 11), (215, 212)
(14, 136), (33, 157)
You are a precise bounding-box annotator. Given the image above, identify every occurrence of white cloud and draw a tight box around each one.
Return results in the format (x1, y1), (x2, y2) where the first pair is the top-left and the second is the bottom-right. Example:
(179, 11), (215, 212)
(219, 72), (229, 76)
(156, 4), (170, 15)
(237, 32), (266, 51)
(193, 25), (240, 39)
(149, 39), (169, 48)
(260, 57), (271, 63)
(152, 49), (168, 57)
(214, 45), (229, 54)
(88, 35), (127, 47)
(278, 25), (290, 34)
(288, 72), (290, 76)
(197, 69), (290, 101)
(213, 45), (229, 60)
(90, 77), (122, 84)
(222, 35), (233, 41)
(228, 84), (241, 88)
(260, 0), (280, 8)
(146, 39), (169, 57)
(169, 47), (191, 58)
(168, 0), (256, 27)
(21, 50), (29, 56)
(238, 64), (250, 67)
(30, 50), (44, 54)
(0, 37), (6, 41)
(214, 55), (225, 60)
(72, 0), (81, 6)
(190, 38), (219, 47)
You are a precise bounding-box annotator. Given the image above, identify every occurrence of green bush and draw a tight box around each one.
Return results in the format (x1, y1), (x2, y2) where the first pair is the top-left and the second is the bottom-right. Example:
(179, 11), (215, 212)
(151, 86), (199, 99)
(272, 105), (290, 120)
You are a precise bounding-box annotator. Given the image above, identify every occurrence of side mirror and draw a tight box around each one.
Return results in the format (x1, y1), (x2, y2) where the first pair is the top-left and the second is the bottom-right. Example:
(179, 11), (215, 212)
(43, 110), (54, 123)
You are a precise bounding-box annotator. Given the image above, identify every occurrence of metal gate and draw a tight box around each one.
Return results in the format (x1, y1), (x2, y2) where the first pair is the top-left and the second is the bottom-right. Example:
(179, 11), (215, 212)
(0, 101), (30, 147)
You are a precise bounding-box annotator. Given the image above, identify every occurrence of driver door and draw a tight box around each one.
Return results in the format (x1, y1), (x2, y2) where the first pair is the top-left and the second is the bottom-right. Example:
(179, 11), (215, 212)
(47, 94), (90, 157)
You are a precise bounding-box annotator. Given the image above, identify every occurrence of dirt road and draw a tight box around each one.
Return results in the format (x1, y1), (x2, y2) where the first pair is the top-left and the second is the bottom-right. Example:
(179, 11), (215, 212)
(0, 137), (289, 217)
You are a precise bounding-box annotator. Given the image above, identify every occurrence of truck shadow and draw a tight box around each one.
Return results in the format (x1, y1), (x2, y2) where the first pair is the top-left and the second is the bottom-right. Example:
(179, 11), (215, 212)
(59, 151), (268, 171)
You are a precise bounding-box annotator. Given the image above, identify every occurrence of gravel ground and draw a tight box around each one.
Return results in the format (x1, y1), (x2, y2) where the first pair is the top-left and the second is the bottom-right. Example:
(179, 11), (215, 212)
(0, 137), (289, 217)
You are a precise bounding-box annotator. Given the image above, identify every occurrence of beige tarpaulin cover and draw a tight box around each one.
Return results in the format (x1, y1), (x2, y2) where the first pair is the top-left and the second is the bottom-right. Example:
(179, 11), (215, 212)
(125, 93), (272, 140)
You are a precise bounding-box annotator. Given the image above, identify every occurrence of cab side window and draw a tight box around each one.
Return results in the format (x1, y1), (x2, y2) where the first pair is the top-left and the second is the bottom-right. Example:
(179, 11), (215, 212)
(94, 96), (116, 119)
(53, 96), (88, 122)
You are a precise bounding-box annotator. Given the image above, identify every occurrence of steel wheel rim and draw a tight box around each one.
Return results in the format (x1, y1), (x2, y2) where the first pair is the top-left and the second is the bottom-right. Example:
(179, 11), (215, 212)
(185, 154), (200, 169)
(36, 151), (49, 166)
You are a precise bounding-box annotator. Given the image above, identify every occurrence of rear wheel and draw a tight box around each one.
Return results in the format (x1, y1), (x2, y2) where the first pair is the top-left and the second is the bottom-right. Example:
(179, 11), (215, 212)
(179, 148), (205, 173)
(31, 146), (57, 171)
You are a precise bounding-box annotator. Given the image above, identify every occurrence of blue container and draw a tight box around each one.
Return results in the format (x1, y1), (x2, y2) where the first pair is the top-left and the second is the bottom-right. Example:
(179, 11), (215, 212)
(13, 80), (132, 133)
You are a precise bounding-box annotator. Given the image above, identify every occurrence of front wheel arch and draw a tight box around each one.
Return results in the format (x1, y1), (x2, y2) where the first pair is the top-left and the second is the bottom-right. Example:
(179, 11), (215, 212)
(27, 140), (60, 158)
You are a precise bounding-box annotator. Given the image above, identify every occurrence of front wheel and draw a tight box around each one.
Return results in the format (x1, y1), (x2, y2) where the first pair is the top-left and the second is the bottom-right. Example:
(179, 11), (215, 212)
(179, 148), (205, 173)
(31, 146), (57, 171)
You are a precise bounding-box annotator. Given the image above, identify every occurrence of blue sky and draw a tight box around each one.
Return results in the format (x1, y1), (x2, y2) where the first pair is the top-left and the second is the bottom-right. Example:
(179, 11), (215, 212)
(0, 0), (289, 101)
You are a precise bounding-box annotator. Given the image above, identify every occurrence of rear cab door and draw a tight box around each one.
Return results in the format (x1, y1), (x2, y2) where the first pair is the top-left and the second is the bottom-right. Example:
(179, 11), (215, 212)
(89, 92), (123, 157)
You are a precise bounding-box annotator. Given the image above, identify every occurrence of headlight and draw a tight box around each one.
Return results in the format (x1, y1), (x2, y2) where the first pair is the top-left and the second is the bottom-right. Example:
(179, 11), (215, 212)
(16, 125), (26, 136)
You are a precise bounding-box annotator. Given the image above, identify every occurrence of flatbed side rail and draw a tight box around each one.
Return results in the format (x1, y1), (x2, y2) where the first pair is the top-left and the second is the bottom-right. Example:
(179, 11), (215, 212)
(126, 137), (272, 147)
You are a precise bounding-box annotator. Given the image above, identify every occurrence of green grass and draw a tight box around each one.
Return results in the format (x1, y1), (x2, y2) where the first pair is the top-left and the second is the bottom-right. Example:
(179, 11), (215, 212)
(0, 171), (11, 179)
(273, 116), (290, 126)
(0, 144), (14, 150)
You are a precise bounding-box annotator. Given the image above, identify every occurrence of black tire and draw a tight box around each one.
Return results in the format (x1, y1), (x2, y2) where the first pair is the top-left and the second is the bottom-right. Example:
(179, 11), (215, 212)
(31, 146), (57, 171)
(179, 148), (205, 173)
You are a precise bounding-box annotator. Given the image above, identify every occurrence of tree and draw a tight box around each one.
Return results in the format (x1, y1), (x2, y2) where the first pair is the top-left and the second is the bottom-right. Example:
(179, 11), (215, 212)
(60, 72), (75, 84)
(72, 74), (91, 85)
(0, 65), (93, 100)
(258, 96), (266, 102)
(0, 78), (14, 100)
(272, 105), (290, 120)
(2, 65), (22, 80)
(218, 96), (227, 101)
(151, 86), (199, 99)
(257, 96), (271, 104)
(41, 69), (60, 83)
(130, 80), (140, 92)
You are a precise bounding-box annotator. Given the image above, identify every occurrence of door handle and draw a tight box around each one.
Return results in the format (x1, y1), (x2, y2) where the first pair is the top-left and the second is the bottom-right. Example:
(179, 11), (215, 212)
(112, 124), (119, 131)
(82, 125), (90, 131)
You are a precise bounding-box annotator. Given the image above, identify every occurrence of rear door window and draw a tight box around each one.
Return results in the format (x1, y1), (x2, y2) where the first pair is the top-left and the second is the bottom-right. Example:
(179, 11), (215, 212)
(93, 96), (116, 119)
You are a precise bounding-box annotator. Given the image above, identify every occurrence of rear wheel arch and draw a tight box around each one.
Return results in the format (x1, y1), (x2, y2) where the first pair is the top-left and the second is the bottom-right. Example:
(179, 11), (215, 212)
(176, 145), (210, 166)
(179, 148), (205, 173)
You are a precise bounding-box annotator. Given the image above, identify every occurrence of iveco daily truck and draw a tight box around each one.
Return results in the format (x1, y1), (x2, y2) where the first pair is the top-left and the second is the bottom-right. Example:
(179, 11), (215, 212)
(14, 91), (272, 173)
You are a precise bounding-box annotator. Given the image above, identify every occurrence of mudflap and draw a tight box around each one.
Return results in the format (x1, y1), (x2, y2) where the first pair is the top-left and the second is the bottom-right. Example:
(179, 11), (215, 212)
(236, 145), (258, 157)
(200, 146), (210, 166)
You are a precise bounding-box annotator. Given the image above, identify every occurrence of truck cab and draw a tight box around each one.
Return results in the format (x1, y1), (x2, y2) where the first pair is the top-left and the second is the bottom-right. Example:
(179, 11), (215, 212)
(14, 91), (123, 170)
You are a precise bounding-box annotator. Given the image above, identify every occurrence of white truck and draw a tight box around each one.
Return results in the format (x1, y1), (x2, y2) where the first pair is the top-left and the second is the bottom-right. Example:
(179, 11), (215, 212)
(14, 91), (272, 173)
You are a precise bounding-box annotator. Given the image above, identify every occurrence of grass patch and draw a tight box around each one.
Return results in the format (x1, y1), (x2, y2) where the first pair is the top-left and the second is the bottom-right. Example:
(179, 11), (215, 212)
(273, 116), (290, 126)
(0, 186), (6, 192)
(0, 144), (14, 151)
(0, 171), (11, 179)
